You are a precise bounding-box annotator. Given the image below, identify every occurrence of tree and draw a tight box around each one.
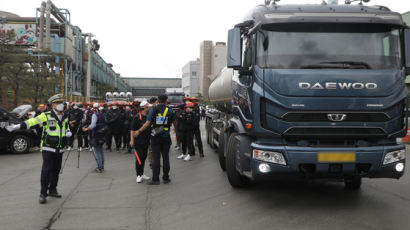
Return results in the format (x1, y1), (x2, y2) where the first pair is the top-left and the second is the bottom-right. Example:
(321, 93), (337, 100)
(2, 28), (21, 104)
(24, 53), (60, 104)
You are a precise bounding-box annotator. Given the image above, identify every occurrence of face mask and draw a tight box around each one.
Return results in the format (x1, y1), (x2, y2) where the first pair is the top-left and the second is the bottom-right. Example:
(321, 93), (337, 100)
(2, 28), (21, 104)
(56, 104), (64, 112)
(112, 106), (118, 110)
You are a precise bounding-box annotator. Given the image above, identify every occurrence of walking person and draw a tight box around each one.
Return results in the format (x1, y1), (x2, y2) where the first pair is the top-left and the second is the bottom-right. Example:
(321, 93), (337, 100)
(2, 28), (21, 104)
(134, 94), (177, 185)
(191, 97), (204, 157)
(83, 103), (106, 173)
(177, 102), (195, 161)
(130, 101), (152, 183)
(6, 94), (72, 204)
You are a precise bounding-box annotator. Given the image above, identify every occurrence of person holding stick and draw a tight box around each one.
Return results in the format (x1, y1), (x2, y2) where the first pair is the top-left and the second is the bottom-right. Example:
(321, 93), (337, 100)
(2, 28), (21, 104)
(83, 103), (106, 173)
(130, 101), (152, 183)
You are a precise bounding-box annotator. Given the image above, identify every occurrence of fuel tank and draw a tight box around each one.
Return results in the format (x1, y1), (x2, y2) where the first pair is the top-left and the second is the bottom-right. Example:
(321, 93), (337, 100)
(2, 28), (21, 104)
(208, 68), (233, 113)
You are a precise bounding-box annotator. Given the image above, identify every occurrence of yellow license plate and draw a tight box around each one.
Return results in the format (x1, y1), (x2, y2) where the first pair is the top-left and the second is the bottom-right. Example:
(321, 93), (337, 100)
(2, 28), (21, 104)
(318, 152), (356, 163)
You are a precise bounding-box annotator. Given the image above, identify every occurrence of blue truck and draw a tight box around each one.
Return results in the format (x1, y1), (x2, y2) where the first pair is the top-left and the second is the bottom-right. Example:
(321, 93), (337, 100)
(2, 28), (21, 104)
(206, 1), (410, 189)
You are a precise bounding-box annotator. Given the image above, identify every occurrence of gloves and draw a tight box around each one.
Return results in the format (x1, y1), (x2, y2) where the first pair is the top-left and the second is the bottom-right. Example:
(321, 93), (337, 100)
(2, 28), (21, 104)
(6, 124), (21, 132)
(66, 131), (72, 137)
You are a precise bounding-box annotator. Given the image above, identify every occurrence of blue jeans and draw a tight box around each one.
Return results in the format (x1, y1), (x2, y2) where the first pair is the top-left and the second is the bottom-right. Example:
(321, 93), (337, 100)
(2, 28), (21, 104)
(93, 145), (104, 170)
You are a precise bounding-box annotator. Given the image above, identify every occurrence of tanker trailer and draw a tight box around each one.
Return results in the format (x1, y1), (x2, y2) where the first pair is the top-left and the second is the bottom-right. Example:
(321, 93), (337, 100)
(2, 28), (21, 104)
(206, 68), (234, 170)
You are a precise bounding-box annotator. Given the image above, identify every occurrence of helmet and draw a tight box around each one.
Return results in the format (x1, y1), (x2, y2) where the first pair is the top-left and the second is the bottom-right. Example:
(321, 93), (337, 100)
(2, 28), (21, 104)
(185, 102), (194, 108)
(140, 101), (151, 108)
(126, 92), (132, 98)
(48, 94), (64, 104)
(93, 103), (99, 108)
(106, 92), (112, 98)
(119, 92), (126, 98)
(184, 97), (191, 102)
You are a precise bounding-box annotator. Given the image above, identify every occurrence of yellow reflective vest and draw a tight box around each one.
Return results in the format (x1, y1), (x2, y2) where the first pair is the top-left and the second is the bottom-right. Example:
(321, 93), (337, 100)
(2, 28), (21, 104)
(24, 110), (70, 150)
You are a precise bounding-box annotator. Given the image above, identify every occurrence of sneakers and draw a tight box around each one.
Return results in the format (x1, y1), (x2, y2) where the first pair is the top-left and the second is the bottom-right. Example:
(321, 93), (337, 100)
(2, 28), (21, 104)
(200, 153), (204, 157)
(136, 176), (142, 183)
(177, 154), (186, 159)
(78, 147), (82, 151)
(163, 178), (171, 184)
(95, 168), (102, 173)
(184, 155), (192, 161)
(48, 191), (62, 198)
(39, 194), (47, 204)
(174, 145), (180, 150)
(147, 180), (160, 185)
(141, 175), (150, 180)
(66, 146), (72, 151)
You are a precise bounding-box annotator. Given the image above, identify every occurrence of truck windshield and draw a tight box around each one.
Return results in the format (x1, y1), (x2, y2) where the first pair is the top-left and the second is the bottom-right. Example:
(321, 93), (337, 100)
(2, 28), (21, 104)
(256, 24), (402, 69)
(167, 95), (185, 105)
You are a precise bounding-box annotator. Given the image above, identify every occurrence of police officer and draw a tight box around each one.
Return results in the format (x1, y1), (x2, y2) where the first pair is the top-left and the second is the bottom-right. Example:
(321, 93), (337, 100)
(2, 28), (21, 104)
(191, 97), (204, 157)
(6, 94), (72, 204)
(134, 94), (177, 185)
(177, 102), (195, 161)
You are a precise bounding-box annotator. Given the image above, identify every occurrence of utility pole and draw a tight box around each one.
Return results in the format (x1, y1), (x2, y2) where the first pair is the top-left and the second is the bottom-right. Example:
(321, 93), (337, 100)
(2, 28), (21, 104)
(83, 33), (94, 102)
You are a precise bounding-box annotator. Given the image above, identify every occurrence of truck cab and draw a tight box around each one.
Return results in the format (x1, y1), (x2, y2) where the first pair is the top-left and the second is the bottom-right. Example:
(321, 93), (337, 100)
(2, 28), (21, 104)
(212, 2), (410, 188)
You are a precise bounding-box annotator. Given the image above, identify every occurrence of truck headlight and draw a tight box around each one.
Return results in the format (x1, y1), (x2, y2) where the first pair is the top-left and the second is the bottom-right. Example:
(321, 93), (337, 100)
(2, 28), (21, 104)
(253, 149), (287, 166)
(383, 149), (406, 165)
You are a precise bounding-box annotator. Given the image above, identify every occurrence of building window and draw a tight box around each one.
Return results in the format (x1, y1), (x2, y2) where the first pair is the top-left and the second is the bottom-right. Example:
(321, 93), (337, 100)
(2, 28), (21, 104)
(192, 72), (197, 76)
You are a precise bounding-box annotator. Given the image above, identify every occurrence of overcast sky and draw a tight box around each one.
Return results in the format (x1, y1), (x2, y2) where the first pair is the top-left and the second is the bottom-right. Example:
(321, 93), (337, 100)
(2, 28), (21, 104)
(1, 0), (409, 78)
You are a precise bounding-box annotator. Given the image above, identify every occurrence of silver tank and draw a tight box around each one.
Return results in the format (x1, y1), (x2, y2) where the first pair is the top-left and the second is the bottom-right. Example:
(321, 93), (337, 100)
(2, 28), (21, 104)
(208, 67), (233, 113)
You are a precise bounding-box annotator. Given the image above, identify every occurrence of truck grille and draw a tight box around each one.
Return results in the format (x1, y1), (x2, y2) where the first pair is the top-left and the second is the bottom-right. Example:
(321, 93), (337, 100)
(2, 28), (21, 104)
(284, 127), (386, 138)
(281, 112), (390, 122)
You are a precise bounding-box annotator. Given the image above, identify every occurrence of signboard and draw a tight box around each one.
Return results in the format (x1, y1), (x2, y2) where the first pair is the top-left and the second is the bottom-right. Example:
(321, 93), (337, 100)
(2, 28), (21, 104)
(0, 23), (37, 45)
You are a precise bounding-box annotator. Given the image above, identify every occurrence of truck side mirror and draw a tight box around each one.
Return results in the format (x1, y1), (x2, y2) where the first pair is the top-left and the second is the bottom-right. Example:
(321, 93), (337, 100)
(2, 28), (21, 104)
(227, 28), (242, 69)
(405, 29), (410, 75)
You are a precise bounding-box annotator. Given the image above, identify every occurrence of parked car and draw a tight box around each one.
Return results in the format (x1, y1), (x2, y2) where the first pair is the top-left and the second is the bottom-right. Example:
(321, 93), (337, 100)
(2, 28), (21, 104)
(0, 105), (37, 153)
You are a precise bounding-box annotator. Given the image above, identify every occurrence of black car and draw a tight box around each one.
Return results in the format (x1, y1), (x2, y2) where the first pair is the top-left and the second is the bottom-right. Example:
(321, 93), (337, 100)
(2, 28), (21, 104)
(0, 106), (37, 153)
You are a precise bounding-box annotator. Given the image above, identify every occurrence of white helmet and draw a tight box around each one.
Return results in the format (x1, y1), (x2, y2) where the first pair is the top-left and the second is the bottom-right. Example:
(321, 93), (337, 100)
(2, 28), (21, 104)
(106, 92), (112, 98)
(140, 101), (151, 108)
(93, 103), (99, 108)
(119, 92), (126, 98)
(126, 92), (132, 98)
(113, 92), (119, 98)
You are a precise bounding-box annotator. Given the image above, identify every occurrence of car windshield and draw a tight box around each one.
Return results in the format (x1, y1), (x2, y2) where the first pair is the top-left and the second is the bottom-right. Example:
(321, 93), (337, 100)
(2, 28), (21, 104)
(256, 23), (402, 70)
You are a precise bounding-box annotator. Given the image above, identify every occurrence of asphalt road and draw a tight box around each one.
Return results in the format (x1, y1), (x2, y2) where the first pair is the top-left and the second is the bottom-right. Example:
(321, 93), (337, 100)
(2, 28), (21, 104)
(0, 120), (409, 230)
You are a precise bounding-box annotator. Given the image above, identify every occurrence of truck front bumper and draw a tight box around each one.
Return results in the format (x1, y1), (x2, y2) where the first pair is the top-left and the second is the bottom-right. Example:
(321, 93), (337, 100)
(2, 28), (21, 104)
(249, 143), (406, 180)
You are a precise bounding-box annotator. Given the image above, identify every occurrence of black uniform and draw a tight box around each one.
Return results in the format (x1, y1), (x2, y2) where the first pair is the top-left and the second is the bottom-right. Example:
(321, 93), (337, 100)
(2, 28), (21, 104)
(193, 107), (204, 156)
(131, 113), (151, 176)
(68, 108), (84, 148)
(105, 108), (122, 151)
(122, 109), (132, 151)
(177, 110), (194, 156)
(147, 103), (176, 182)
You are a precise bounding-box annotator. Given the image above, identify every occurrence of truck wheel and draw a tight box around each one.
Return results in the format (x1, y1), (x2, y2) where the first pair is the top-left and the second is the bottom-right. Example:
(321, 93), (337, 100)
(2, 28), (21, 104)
(10, 135), (30, 154)
(206, 124), (210, 145)
(344, 176), (362, 190)
(209, 127), (216, 149)
(218, 128), (226, 171)
(226, 132), (250, 188)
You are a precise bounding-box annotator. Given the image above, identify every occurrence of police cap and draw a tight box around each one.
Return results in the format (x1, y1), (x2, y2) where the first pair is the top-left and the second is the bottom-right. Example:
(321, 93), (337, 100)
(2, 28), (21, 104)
(48, 94), (64, 104)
